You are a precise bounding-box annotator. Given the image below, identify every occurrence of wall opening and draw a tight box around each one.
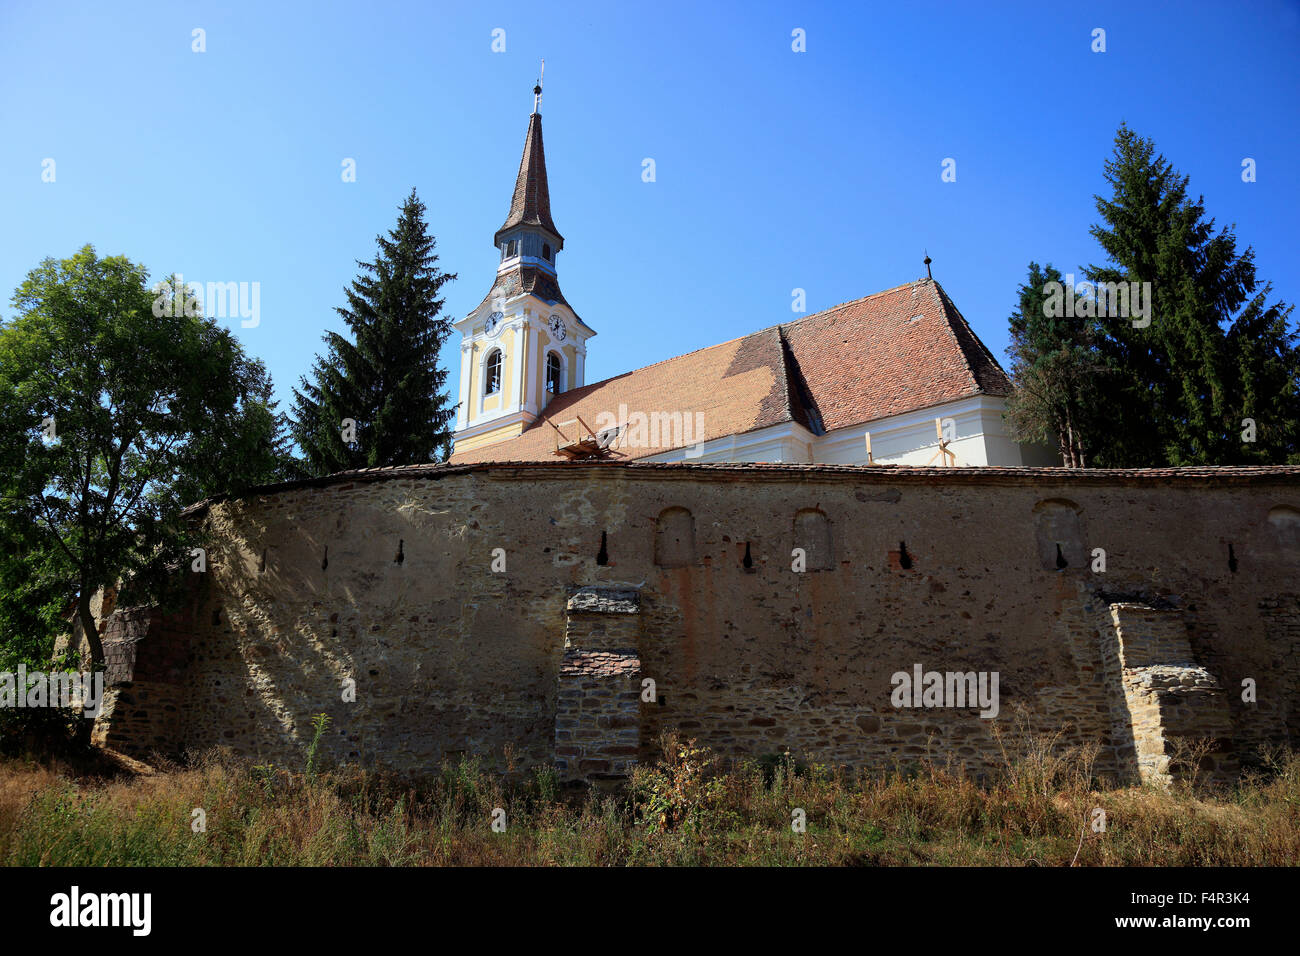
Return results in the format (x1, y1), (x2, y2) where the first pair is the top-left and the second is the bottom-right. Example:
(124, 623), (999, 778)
(654, 507), (695, 568)
(1033, 498), (1085, 571)
(1268, 505), (1300, 551)
(898, 540), (913, 570)
(794, 508), (833, 571)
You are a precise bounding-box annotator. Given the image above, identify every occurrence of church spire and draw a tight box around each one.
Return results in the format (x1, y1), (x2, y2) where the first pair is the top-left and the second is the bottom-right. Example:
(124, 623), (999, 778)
(495, 77), (562, 248)
(451, 74), (591, 445)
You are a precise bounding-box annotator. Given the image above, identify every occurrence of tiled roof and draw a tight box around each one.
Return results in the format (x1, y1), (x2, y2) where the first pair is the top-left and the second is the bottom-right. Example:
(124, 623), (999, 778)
(473, 262), (572, 317)
(780, 278), (1011, 432)
(452, 324), (800, 463)
(450, 278), (1013, 463)
(495, 112), (561, 243)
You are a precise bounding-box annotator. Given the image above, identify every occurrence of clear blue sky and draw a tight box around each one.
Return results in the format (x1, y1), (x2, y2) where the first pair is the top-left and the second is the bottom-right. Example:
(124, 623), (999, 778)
(2, 0), (1297, 420)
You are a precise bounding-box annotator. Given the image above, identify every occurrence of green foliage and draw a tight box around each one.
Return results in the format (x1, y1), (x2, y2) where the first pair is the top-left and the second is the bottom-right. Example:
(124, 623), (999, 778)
(1085, 124), (1300, 465)
(251, 764), (277, 798)
(1004, 262), (1113, 466)
(0, 511), (70, 671)
(531, 764), (558, 805)
(305, 713), (331, 780)
(1009, 124), (1299, 467)
(631, 735), (727, 835)
(290, 189), (458, 475)
(755, 750), (810, 788)
(0, 700), (81, 756)
(0, 244), (293, 668)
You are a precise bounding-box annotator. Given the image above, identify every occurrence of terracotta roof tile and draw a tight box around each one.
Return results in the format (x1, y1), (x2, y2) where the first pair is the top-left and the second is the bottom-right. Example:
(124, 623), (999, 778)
(780, 278), (1011, 432)
(452, 327), (794, 463)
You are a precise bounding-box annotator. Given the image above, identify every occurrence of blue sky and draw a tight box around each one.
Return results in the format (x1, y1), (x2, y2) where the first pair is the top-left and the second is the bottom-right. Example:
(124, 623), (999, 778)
(2, 0), (1297, 421)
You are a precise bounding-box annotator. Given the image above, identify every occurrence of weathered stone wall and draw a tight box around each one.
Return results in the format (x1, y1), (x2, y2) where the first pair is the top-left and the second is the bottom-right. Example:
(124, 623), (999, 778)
(89, 462), (1300, 785)
(1098, 603), (1236, 785)
(556, 587), (642, 782)
(59, 605), (196, 759)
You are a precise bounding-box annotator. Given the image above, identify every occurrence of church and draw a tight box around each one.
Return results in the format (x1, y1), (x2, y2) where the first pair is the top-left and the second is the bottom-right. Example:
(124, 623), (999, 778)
(449, 96), (1055, 468)
(71, 91), (1300, 786)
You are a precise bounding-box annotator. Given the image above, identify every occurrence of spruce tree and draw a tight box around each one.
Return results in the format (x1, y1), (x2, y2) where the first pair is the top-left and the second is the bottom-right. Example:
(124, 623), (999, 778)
(291, 189), (458, 475)
(1004, 262), (1112, 467)
(1083, 124), (1299, 465)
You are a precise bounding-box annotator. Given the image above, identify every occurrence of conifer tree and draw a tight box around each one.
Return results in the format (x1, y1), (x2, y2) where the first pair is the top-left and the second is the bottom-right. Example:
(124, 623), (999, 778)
(291, 189), (458, 474)
(1082, 124), (1299, 465)
(1004, 262), (1111, 467)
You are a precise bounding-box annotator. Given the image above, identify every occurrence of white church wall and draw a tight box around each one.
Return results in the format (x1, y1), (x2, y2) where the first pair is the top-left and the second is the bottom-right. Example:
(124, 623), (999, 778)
(815, 396), (1004, 466)
(638, 422), (814, 464)
(636, 395), (1046, 467)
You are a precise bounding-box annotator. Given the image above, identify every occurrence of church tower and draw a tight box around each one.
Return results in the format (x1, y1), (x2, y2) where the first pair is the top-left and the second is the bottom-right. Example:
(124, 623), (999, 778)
(451, 78), (594, 455)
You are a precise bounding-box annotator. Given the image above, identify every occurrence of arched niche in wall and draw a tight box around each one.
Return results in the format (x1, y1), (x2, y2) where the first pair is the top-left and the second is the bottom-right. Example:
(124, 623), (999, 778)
(1032, 498), (1087, 571)
(654, 507), (696, 568)
(793, 508), (834, 571)
(1267, 505), (1300, 552)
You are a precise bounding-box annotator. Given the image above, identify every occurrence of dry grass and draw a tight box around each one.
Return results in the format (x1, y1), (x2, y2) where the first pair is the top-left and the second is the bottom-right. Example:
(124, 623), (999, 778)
(1, 734), (1297, 866)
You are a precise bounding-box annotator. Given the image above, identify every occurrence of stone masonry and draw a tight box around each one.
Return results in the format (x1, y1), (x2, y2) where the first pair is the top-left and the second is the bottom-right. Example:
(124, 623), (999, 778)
(1095, 603), (1236, 786)
(555, 587), (642, 783)
(74, 461), (1300, 787)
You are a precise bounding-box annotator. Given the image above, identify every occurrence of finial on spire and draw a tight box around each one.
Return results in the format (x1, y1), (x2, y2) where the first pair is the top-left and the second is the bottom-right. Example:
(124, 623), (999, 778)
(533, 59), (544, 113)
(923, 250), (933, 280)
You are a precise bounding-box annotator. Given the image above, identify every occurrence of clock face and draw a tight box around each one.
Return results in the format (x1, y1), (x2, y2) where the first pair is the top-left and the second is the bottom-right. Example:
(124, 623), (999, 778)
(548, 315), (567, 341)
(485, 311), (504, 336)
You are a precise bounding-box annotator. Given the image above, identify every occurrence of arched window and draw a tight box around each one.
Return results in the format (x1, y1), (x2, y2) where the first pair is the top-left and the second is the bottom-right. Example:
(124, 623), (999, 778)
(546, 352), (563, 394)
(542, 243), (552, 261)
(484, 349), (502, 395)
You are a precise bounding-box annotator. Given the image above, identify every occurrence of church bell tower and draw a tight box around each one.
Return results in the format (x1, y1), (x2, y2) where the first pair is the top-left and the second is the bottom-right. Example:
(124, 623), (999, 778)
(451, 72), (594, 455)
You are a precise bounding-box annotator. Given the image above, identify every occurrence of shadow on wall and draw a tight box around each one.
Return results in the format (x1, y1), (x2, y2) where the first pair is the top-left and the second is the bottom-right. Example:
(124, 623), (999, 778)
(89, 475), (1300, 782)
